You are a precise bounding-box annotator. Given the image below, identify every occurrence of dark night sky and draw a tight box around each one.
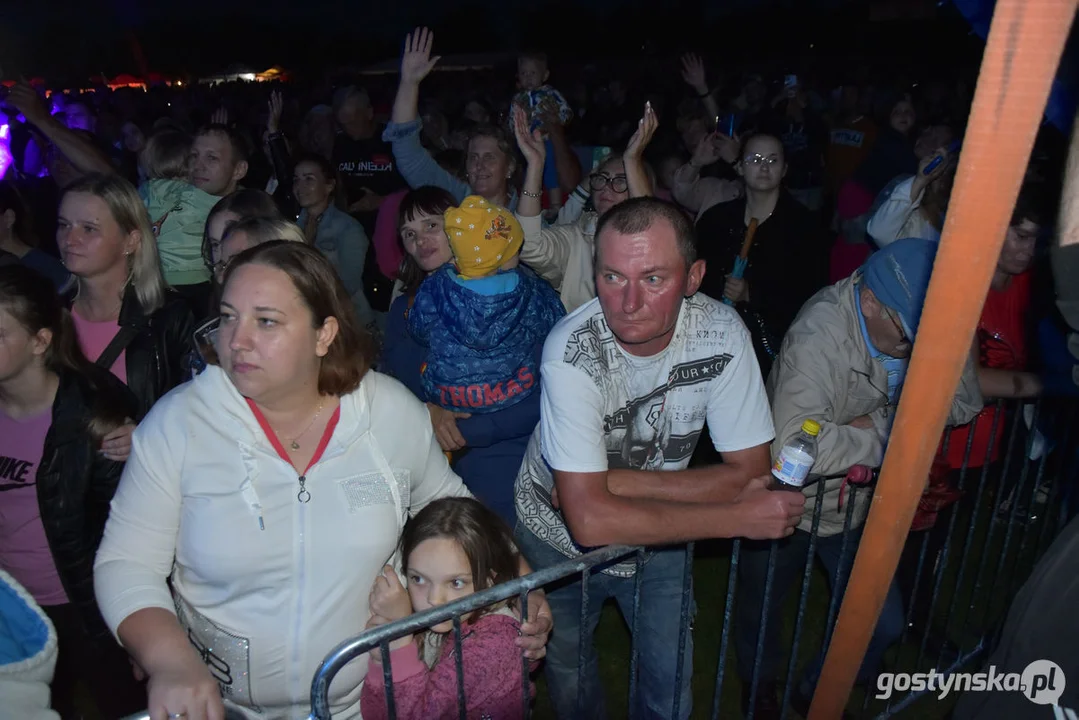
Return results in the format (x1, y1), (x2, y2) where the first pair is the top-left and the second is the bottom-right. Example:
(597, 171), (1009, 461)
(1, 0), (963, 82)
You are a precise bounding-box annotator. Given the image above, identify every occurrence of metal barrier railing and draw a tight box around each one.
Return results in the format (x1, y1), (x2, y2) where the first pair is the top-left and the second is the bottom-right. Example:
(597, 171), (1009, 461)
(119, 407), (1077, 720)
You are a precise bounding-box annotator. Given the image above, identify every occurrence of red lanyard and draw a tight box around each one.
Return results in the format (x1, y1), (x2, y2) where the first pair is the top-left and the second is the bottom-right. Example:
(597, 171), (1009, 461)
(245, 397), (341, 502)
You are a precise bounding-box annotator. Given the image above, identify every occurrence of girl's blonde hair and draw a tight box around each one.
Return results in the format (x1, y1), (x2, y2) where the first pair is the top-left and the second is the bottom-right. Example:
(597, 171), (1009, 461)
(64, 173), (168, 314)
(139, 129), (193, 181)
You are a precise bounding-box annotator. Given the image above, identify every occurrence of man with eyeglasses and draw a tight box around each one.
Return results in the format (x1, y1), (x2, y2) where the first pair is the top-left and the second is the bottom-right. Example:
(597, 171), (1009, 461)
(735, 237), (983, 718)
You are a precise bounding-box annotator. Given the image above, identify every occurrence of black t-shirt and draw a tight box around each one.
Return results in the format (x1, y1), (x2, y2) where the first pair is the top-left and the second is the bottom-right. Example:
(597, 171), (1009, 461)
(331, 131), (406, 205)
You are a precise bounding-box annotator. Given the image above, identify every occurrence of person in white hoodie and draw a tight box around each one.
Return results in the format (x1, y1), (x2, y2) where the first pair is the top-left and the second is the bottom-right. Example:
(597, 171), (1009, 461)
(0, 568), (60, 720)
(94, 241), (552, 720)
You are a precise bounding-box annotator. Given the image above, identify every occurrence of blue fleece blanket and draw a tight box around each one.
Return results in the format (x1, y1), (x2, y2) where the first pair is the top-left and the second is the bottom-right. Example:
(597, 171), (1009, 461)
(407, 265), (565, 414)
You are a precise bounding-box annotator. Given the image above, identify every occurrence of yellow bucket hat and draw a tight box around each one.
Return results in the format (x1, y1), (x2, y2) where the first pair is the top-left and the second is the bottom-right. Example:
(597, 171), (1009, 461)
(444, 196), (524, 279)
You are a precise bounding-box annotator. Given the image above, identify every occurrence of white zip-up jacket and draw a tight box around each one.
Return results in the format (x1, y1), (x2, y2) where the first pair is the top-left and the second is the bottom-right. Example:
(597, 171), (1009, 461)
(94, 365), (469, 719)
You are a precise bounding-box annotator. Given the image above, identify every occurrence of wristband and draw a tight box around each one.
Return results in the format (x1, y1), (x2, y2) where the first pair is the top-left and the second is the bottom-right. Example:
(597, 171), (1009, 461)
(522, 190), (542, 199)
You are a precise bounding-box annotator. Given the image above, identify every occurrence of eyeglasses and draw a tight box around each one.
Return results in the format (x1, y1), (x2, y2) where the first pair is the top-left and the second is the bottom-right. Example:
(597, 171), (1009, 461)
(590, 173), (629, 193)
(743, 154), (781, 167)
(885, 308), (911, 346)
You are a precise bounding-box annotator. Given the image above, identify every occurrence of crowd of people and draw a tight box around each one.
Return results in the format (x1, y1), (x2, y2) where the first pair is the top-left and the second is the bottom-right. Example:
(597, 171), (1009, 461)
(0, 21), (1075, 720)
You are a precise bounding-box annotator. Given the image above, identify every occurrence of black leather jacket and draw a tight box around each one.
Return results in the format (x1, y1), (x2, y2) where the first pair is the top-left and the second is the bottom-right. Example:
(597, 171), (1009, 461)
(38, 366), (139, 641)
(68, 285), (196, 418)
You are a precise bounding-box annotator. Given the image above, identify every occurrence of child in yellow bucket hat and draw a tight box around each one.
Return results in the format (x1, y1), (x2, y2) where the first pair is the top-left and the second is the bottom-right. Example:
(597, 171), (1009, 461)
(406, 195), (564, 418)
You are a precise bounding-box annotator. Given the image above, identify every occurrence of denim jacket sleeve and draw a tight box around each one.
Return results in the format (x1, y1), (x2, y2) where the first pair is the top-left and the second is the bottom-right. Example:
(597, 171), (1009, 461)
(382, 120), (470, 202)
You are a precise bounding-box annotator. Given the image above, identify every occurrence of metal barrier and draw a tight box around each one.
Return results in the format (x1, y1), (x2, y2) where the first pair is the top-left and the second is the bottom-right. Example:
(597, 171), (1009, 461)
(119, 406), (1076, 719)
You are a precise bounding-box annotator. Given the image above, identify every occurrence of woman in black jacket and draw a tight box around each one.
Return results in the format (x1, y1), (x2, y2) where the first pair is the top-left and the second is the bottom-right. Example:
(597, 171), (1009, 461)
(0, 265), (145, 718)
(56, 173), (195, 427)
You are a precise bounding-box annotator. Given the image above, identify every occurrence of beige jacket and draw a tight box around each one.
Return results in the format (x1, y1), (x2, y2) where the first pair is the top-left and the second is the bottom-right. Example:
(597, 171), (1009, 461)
(670, 162), (743, 221)
(768, 274), (983, 536)
(517, 211), (598, 313)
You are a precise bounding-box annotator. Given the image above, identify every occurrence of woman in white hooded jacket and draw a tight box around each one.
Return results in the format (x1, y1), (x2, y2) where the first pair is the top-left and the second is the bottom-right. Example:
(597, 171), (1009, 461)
(94, 241), (551, 720)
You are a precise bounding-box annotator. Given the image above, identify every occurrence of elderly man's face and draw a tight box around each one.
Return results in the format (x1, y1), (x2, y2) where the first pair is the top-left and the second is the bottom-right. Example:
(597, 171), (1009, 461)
(860, 286), (913, 359)
(595, 217), (704, 358)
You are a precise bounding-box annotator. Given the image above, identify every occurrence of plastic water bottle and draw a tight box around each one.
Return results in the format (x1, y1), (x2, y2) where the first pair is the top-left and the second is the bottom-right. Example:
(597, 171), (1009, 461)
(772, 420), (821, 490)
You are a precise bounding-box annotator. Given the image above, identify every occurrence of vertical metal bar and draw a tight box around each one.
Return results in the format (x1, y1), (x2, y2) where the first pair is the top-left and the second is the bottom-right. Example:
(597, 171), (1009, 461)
(519, 590), (530, 720)
(822, 486), (860, 655)
(935, 407), (1002, 666)
(780, 479), (827, 720)
(628, 548), (645, 719)
(577, 567), (590, 718)
(984, 400), (1042, 611)
(914, 410), (990, 669)
(748, 540), (779, 720)
(381, 640), (398, 720)
(671, 542), (695, 720)
(959, 402), (1023, 644)
(1035, 404), (1077, 559)
(711, 539), (740, 720)
(453, 616), (466, 720)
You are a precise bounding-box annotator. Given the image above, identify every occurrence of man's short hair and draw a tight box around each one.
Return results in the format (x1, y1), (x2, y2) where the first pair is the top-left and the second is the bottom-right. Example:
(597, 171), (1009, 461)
(332, 86), (371, 114)
(196, 123), (250, 165)
(594, 197), (697, 269)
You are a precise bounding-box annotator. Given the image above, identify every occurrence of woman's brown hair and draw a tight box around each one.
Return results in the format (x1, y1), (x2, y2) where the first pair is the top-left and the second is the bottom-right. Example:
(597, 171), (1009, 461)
(219, 240), (374, 395)
(401, 497), (520, 623)
(396, 186), (457, 297)
(0, 266), (134, 443)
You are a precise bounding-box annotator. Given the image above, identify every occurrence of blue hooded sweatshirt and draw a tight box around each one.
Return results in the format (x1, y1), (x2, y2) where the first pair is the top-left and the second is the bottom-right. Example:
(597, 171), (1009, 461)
(406, 264), (565, 414)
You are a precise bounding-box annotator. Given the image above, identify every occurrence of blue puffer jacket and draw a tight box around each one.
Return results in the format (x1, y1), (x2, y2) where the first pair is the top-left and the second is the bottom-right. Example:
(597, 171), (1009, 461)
(407, 265), (565, 414)
(0, 569), (59, 720)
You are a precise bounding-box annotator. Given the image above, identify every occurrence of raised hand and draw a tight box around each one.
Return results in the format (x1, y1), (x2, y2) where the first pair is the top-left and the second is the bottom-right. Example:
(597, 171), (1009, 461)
(625, 101), (658, 160)
(8, 83), (50, 127)
(267, 90), (284, 134)
(400, 27), (441, 87)
(210, 107), (228, 126)
(680, 53), (708, 95)
(513, 105), (546, 168)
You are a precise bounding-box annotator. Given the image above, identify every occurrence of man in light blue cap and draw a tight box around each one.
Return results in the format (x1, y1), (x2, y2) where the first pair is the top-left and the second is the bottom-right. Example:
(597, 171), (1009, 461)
(735, 237), (984, 716)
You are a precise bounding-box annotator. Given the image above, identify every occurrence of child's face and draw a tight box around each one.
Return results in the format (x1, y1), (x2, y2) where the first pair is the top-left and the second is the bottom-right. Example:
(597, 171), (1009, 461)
(406, 538), (477, 633)
(517, 59), (548, 91)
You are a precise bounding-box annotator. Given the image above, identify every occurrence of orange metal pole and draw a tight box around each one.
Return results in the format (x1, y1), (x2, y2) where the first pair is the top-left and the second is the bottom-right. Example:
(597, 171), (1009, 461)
(808, 1), (1078, 718)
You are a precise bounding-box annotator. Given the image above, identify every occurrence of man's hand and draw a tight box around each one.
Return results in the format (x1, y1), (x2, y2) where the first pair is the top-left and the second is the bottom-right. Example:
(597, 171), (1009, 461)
(732, 476), (805, 539)
(369, 565), (413, 622)
(847, 415), (875, 430)
(680, 53), (709, 96)
(625, 102), (658, 161)
(8, 84), (50, 127)
(427, 403), (470, 452)
(722, 275), (748, 304)
(348, 188), (383, 214)
(400, 27), (441, 87)
(515, 590), (553, 660)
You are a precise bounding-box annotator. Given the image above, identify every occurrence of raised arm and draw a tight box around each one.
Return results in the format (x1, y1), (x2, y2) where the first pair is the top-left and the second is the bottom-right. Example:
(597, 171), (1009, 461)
(680, 53), (721, 127)
(513, 106), (546, 218)
(9, 84), (113, 176)
(391, 27), (440, 125)
(623, 103), (657, 199)
(671, 132), (742, 217)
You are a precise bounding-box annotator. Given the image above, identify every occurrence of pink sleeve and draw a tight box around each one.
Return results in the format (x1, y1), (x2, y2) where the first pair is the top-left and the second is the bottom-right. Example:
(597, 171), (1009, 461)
(362, 615), (527, 720)
(373, 190), (408, 281)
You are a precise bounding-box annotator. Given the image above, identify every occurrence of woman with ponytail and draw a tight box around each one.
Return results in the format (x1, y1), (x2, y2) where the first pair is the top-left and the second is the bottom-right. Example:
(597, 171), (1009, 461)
(0, 265), (145, 718)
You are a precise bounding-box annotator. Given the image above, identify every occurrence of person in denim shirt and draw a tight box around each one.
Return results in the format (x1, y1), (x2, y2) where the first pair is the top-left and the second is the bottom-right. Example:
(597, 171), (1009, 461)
(294, 153), (375, 329)
(384, 28), (519, 211)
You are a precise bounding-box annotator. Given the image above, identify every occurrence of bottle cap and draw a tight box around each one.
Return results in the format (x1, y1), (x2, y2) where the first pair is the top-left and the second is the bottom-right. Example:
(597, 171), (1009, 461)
(801, 419), (821, 437)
